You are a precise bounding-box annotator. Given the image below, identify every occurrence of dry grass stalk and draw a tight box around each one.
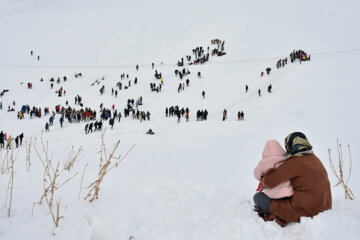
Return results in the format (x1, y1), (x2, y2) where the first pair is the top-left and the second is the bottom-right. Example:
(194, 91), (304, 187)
(78, 163), (88, 200)
(64, 146), (84, 171)
(32, 202), (35, 216)
(5, 147), (17, 217)
(328, 140), (355, 200)
(46, 196), (63, 228)
(25, 137), (33, 173)
(1, 149), (10, 174)
(85, 130), (134, 202)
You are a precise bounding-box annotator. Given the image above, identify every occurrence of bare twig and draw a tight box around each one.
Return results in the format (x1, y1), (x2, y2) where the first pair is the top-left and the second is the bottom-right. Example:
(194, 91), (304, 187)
(64, 146), (84, 171)
(6, 147), (17, 217)
(25, 137), (33, 173)
(78, 163), (88, 200)
(328, 140), (355, 200)
(85, 129), (134, 202)
(32, 202), (35, 216)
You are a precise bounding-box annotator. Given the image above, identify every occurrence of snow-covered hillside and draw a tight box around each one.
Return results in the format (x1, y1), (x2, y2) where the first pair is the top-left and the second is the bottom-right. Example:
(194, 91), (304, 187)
(0, 0), (360, 239)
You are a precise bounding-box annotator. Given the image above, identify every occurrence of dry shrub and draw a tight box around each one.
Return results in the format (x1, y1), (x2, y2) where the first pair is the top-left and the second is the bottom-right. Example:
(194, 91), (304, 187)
(78, 163), (88, 200)
(328, 140), (355, 200)
(34, 133), (78, 227)
(85, 130), (134, 202)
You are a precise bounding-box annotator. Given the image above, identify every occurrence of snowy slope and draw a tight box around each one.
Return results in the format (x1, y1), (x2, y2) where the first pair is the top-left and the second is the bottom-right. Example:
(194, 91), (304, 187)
(0, 0), (360, 239)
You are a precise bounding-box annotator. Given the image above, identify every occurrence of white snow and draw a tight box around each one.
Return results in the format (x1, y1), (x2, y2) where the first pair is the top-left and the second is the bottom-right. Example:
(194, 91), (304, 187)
(0, 0), (360, 239)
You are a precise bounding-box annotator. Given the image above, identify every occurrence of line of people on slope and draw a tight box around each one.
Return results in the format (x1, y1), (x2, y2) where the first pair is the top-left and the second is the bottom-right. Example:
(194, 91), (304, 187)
(165, 106), (190, 123)
(0, 131), (24, 149)
(222, 109), (245, 121)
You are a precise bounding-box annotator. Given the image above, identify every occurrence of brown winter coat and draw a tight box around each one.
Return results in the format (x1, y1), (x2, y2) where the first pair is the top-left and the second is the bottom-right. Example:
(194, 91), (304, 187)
(261, 154), (332, 226)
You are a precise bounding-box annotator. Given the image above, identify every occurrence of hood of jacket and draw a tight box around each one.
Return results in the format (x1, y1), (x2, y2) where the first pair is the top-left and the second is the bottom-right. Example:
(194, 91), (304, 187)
(262, 140), (286, 159)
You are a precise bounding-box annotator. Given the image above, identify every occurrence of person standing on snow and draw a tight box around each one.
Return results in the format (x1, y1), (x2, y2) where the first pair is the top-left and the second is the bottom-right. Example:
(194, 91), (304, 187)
(223, 109), (227, 121)
(60, 116), (64, 127)
(0, 131), (4, 148)
(19, 133), (24, 145)
(109, 118), (115, 129)
(6, 136), (13, 149)
(15, 136), (19, 148)
(177, 111), (181, 123)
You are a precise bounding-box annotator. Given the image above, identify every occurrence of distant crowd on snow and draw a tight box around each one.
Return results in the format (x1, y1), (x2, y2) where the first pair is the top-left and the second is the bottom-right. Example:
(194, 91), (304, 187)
(0, 40), (310, 145)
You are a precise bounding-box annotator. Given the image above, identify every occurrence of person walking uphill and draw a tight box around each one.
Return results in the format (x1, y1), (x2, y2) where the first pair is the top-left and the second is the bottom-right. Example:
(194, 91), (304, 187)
(253, 132), (332, 227)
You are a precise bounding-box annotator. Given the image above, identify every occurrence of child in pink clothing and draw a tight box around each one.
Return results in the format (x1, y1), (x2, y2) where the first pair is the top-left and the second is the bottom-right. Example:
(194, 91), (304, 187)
(254, 140), (294, 199)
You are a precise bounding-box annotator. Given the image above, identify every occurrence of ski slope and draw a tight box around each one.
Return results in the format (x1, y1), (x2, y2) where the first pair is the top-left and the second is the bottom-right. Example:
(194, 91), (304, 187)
(0, 0), (360, 239)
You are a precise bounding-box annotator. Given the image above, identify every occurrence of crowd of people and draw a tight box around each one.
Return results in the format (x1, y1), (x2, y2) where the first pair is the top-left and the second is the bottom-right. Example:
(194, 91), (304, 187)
(196, 109), (208, 121)
(165, 106), (190, 123)
(1, 44), (311, 149)
(0, 131), (24, 149)
(290, 49), (310, 62)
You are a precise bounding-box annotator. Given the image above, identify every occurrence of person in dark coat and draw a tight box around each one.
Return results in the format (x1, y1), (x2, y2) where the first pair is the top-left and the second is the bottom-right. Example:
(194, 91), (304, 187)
(88, 122), (93, 133)
(45, 122), (49, 132)
(177, 111), (181, 123)
(60, 116), (64, 127)
(109, 118), (114, 129)
(19, 133), (24, 145)
(0, 131), (4, 148)
(15, 136), (19, 148)
(246, 85), (249, 93)
(254, 132), (332, 227)
(223, 109), (227, 121)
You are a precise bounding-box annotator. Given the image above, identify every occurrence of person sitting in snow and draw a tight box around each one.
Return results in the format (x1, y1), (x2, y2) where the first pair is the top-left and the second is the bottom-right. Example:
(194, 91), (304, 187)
(253, 132), (332, 227)
(146, 129), (155, 135)
(254, 140), (294, 199)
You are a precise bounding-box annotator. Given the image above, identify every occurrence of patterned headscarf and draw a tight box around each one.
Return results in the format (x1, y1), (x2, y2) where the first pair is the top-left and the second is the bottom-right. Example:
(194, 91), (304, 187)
(284, 132), (313, 157)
